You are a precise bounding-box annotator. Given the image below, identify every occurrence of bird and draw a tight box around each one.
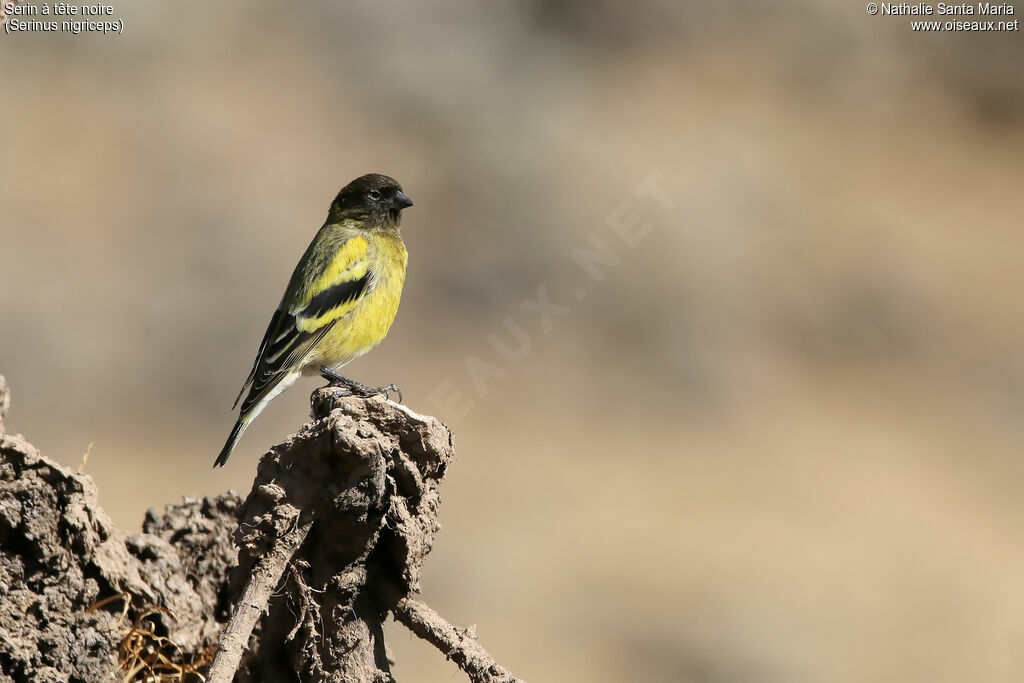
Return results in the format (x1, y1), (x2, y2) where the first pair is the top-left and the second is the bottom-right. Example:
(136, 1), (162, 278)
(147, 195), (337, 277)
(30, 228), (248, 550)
(214, 173), (413, 467)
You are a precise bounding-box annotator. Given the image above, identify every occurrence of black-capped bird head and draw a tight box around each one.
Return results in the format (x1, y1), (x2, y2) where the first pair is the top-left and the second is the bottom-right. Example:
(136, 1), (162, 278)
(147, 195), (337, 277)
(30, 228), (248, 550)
(329, 173), (413, 227)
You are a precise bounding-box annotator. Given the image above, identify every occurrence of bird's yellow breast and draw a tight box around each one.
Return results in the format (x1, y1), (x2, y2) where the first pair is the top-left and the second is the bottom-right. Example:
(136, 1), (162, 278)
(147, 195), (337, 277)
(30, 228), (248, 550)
(307, 231), (407, 370)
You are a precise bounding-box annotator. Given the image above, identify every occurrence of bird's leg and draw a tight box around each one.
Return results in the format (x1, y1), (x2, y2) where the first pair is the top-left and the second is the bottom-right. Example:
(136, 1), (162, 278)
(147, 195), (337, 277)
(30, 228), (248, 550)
(319, 366), (403, 403)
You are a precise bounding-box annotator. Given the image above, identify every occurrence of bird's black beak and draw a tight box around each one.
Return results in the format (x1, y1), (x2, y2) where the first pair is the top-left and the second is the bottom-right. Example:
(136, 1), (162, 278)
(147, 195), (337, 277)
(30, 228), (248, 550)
(392, 191), (414, 210)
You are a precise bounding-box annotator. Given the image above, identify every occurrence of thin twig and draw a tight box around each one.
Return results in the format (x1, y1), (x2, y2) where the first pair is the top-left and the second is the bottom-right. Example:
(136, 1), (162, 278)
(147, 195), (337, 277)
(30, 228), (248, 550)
(78, 441), (93, 473)
(205, 516), (313, 683)
(392, 596), (525, 683)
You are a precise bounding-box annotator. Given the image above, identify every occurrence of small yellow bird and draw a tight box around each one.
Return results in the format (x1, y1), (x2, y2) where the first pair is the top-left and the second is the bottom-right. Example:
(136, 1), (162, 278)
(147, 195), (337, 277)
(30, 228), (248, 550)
(214, 173), (413, 467)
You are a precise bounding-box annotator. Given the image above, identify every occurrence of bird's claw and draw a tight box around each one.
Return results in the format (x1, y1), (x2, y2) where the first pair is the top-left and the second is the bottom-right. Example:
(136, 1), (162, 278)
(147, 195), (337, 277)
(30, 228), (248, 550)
(381, 383), (403, 404)
(351, 382), (401, 404)
(318, 367), (401, 403)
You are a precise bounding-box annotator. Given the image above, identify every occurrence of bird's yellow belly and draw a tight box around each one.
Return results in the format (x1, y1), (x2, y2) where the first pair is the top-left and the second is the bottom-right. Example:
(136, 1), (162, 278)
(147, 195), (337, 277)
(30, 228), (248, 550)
(307, 268), (405, 371)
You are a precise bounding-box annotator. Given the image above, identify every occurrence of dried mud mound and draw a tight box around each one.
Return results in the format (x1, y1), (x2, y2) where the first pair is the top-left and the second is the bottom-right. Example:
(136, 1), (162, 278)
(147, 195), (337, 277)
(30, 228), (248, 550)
(0, 377), (240, 682)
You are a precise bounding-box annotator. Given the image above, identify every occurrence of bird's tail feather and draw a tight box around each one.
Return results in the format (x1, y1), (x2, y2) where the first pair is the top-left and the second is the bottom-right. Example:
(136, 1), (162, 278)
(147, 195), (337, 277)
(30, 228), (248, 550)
(214, 372), (300, 468)
(214, 417), (249, 468)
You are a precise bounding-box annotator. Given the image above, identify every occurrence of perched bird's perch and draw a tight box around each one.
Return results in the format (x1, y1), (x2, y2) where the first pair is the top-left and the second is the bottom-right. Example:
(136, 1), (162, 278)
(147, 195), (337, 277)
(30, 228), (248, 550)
(209, 386), (468, 682)
(0, 374), (523, 682)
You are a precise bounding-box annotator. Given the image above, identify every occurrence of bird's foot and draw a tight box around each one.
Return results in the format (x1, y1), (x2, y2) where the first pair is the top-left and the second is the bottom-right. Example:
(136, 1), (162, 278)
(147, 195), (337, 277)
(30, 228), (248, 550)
(319, 367), (403, 403)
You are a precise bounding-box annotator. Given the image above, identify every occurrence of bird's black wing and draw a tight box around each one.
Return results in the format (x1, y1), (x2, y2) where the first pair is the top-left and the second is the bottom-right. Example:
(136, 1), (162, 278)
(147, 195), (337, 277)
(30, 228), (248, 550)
(233, 273), (371, 416)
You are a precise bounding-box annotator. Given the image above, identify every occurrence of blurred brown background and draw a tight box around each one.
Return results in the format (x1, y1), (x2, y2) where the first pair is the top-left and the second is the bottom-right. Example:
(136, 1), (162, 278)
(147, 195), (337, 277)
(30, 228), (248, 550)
(2, 2), (1023, 681)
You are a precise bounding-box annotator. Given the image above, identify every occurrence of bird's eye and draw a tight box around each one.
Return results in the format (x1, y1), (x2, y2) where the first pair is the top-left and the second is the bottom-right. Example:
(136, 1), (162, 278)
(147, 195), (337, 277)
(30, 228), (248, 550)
(367, 190), (382, 201)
